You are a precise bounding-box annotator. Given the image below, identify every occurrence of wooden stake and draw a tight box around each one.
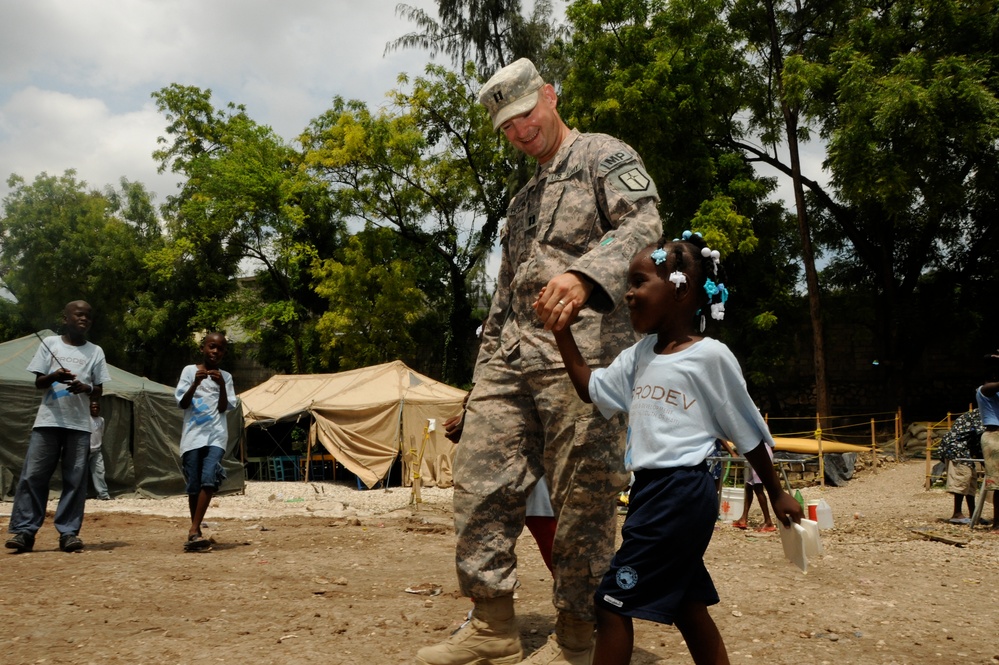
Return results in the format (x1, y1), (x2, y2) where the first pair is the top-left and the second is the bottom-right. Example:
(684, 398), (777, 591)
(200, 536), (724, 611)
(816, 413), (824, 488)
(870, 418), (877, 474)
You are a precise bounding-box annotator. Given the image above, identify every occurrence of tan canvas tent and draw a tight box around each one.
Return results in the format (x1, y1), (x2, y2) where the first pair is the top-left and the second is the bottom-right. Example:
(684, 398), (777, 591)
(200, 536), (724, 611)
(239, 361), (466, 489)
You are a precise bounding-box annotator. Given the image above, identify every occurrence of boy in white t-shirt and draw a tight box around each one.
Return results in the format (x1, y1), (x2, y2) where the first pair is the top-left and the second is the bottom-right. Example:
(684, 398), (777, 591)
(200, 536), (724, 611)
(175, 332), (235, 552)
(5, 301), (111, 554)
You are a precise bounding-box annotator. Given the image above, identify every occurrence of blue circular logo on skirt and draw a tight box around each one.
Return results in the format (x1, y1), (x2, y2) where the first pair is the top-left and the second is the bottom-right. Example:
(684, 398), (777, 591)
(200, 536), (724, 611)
(616, 566), (638, 590)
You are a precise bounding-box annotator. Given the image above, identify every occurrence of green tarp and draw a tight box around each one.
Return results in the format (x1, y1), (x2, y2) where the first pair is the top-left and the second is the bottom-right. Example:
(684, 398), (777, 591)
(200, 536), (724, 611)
(0, 331), (244, 499)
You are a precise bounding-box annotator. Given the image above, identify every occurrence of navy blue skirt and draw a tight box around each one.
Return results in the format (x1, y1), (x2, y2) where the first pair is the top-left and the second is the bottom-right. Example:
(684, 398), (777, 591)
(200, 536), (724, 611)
(594, 463), (719, 624)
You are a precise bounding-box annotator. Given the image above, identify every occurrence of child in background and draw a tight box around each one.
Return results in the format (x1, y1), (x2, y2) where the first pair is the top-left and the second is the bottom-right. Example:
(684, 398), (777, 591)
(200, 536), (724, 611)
(89, 401), (111, 500)
(732, 442), (776, 532)
(536, 231), (802, 665)
(175, 332), (235, 552)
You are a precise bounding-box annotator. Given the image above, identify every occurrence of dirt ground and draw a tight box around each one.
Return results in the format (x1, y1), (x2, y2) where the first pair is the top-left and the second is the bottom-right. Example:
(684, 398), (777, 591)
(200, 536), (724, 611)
(2, 459), (998, 665)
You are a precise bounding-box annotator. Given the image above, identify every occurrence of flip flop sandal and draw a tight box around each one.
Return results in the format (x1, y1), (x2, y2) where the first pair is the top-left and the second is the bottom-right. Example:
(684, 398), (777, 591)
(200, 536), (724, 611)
(184, 535), (212, 552)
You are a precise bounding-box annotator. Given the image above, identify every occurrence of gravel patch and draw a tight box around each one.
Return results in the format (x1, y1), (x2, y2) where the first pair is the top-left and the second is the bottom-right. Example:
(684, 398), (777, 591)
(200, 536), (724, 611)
(73, 480), (455, 521)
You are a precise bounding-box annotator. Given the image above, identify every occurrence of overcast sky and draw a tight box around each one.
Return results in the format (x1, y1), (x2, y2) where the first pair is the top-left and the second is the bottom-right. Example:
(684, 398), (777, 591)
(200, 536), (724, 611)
(0, 0), (443, 206)
(1, 0), (821, 272)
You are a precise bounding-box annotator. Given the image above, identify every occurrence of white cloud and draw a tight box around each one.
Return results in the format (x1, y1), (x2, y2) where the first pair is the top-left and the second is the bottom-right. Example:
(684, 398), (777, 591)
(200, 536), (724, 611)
(0, 87), (177, 200)
(0, 0), (439, 204)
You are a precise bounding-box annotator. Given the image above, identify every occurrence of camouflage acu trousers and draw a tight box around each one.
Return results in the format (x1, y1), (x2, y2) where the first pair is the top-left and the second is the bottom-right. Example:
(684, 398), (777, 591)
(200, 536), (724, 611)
(453, 355), (629, 620)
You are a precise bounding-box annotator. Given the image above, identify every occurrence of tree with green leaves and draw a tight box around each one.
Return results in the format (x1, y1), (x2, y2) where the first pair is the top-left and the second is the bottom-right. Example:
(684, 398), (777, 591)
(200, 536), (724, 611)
(0, 171), (164, 373)
(725, 0), (843, 416)
(389, 0), (566, 75)
(301, 63), (509, 384)
(313, 227), (430, 369)
(560, 0), (999, 412)
(727, 0), (999, 405)
(151, 84), (345, 373)
(805, 0), (999, 397)
(558, 0), (802, 398)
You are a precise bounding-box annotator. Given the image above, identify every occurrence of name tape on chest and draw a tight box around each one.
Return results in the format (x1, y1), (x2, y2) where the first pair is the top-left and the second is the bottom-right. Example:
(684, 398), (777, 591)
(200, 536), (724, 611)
(548, 164), (582, 183)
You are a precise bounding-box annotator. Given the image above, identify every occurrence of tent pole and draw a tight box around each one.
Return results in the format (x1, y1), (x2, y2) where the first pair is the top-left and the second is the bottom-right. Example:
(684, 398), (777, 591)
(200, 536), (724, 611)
(410, 424), (431, 507)
(303, 418), (315, 483)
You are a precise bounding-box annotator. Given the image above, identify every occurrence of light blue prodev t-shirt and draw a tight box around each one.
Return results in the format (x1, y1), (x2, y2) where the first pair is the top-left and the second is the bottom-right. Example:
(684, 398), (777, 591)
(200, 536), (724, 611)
(175, 364), (236, 454)
(27, 336), (111, 433)
(588, 336), (773, 472)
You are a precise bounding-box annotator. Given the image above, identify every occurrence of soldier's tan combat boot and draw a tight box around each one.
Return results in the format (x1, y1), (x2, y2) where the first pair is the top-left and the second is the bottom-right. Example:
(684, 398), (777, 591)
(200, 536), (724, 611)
(518, 614), (594, 665)
(415, 595), (523, 665)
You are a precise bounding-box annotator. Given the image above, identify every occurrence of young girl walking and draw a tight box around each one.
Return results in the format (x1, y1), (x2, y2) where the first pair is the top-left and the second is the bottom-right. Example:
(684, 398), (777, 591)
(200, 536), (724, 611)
(535, 231), (803, 665)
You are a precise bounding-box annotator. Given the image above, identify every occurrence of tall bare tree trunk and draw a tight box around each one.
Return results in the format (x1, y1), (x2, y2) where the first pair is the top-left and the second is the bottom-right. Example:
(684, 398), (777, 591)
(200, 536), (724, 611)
(765, 0), (831, 418)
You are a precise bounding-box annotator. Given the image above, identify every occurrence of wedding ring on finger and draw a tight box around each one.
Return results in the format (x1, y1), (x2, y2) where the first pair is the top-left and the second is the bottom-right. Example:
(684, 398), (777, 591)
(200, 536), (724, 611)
(557, 300), (566, 307)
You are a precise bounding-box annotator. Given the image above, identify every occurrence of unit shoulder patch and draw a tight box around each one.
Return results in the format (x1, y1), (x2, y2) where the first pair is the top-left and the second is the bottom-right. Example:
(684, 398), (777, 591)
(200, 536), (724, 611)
(618, 168), (651, 192)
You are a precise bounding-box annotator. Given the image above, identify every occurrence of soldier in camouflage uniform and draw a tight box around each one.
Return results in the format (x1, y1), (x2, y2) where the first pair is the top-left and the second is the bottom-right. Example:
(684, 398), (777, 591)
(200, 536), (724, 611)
(416, 58), (662, 665)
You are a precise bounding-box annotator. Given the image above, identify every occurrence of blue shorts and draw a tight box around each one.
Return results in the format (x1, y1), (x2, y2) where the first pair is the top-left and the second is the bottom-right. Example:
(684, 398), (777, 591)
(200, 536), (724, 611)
(594, 463), (719, 625)
(182, 446), (226, 495)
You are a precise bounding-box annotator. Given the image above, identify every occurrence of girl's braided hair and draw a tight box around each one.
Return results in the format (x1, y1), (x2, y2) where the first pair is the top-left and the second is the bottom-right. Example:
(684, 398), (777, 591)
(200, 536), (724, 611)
(650, 230), (729, 323)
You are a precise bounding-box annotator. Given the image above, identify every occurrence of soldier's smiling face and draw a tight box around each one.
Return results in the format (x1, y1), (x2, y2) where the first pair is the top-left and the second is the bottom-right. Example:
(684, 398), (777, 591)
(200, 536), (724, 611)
(500, 84), (563, 164)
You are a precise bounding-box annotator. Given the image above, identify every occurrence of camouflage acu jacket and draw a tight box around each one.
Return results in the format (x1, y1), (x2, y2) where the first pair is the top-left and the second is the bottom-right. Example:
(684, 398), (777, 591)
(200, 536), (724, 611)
(475, 130), (662, 377)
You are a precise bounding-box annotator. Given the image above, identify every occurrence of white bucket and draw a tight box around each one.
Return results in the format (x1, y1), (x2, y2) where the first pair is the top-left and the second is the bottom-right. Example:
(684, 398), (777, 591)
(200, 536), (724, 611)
(719, 487), (744, 522)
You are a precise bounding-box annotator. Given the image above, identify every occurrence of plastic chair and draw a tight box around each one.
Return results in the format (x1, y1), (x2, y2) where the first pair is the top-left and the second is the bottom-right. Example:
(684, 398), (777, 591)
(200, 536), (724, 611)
(270, 457), (287, 481)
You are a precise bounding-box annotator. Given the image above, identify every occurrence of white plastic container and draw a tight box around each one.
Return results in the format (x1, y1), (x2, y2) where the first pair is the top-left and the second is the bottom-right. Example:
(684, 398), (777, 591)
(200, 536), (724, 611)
(799, 518), (823, 557)
(779, 521), (809, 572)
(718, 487), (744, 523)
(816, 499), (834, 530)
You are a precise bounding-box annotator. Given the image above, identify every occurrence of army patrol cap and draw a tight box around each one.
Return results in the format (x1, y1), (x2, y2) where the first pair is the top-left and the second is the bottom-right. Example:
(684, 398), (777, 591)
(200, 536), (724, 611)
(479, 58), (545, 131)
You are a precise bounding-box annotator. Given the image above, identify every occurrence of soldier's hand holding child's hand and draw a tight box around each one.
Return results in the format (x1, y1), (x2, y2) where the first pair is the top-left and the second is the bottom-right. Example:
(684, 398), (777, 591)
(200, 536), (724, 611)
(533, 286), (576, 331)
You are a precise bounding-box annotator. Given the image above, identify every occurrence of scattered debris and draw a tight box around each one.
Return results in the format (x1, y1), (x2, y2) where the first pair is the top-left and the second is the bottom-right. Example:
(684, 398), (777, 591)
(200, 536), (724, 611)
(405, 583), (442, 596)
(909, 527), (970, 547)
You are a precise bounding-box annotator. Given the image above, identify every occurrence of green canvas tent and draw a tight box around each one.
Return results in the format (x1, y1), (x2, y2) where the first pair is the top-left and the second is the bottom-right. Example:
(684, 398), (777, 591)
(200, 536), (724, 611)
(0, 331), (243, 499)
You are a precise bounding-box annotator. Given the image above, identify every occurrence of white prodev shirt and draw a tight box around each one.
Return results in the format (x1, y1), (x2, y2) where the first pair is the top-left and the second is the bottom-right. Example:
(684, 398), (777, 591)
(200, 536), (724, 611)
(589, 336), (774, 471)
(174, 365), (236, 454)
(27, 336), (111, 433)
